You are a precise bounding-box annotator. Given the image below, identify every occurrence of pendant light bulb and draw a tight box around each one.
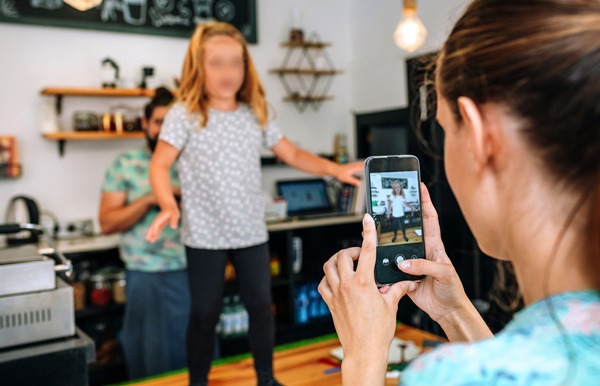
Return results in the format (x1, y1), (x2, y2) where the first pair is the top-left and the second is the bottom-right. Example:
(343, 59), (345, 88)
(394, 0), (427, 52)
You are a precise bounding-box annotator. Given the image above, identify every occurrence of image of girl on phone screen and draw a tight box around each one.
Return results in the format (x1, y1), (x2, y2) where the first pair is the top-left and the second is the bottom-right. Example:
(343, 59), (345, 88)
(145, 21), (362, 386)
(387, 181), (417, 243)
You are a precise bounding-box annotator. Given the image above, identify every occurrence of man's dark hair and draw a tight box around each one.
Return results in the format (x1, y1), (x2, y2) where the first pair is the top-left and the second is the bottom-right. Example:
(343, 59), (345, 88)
(144, 87), (174, 120)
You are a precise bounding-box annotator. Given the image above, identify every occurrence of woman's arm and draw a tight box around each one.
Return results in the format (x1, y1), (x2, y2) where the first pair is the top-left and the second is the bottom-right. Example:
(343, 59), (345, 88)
(146, 140), (180, 242)
(319, 215), (414, 386)
(272, 137), (362, 186)
(98, 191), (156, 234)
(398, 184), (493, 342)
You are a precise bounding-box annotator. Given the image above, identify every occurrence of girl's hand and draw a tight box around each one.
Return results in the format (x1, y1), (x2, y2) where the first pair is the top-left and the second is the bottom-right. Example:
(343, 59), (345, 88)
(319, 214), (415, 384)
(396, 184), (492, 341)
(335, 162), (363, 186)
(146, 206), (180, 242)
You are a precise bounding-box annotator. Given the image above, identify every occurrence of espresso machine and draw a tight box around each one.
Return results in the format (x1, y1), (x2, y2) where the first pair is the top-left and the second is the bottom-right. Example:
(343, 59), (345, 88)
(0, 223), (94, 385)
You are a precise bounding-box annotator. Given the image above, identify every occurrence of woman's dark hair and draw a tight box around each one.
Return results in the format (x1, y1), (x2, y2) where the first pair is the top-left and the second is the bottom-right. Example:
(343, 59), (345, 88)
(437, 0), (600, 285)
(144, 87), (174, 120)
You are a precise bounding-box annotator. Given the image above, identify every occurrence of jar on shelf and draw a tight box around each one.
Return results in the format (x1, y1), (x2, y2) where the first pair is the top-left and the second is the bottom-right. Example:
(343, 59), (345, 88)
(89, 273), (112, 307)
(72, 261), (91, 311)
(112, 271), (127, 304)
(224, 261), (236, 282)
(270, 255), (281, 277)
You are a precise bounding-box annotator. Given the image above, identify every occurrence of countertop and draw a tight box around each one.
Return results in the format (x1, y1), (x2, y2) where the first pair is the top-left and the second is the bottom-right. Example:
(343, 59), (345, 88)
(2, 214), (363, 256)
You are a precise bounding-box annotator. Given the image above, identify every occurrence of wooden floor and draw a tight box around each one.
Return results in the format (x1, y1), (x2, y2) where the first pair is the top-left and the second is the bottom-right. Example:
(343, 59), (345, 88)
(379, 227), (423, 246)
(130, 325), (444, 386)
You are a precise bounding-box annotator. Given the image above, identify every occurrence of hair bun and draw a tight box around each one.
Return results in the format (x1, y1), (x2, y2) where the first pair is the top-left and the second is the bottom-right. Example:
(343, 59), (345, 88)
(154, 86), (173, 98)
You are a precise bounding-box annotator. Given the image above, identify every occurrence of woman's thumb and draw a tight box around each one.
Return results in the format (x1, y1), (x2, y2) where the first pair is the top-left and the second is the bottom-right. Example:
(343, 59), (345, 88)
(383, 280), (416, 304)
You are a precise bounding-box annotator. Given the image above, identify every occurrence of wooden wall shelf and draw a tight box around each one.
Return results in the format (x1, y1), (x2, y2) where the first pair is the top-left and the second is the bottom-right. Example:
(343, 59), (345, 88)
(40, 86), (152, 156)
(43, 132), (144, 140)
(283, 96), (334, 102)
(280, 42), (331, 49)
(270, 33), (342, 113)
(41, 87), (155, 98)
(269, 69), (343, 76)
(43, 132), (144, 156)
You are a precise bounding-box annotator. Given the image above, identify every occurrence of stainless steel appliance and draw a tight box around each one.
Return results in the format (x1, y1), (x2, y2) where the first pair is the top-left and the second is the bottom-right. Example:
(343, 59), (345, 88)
(4, 196), (40, 245)
(0, 223), (74, 349)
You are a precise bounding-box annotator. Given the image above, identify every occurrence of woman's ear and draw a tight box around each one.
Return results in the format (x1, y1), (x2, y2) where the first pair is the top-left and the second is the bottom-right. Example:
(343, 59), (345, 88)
(457, 96), (489, 172)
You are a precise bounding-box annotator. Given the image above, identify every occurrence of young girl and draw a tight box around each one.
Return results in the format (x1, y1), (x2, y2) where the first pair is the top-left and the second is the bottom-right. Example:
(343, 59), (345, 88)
(146, 22), (362, 386)
(387, 181), (417, 243)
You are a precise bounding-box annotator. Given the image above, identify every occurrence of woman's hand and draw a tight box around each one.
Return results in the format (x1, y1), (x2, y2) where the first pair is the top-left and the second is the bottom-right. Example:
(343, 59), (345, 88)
(334, 161), (363, 186)
(397, 183), (493, 341)
(319, 214), (415, 385)
(146, 206), (180, 242)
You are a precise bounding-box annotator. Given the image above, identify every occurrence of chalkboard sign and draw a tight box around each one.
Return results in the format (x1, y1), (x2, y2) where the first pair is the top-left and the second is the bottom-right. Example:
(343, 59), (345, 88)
(0, 0), (257, 42)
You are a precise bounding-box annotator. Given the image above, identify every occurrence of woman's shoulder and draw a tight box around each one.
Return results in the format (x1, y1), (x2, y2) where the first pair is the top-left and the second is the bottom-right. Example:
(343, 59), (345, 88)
(401, 291), (600, 385)
(402, 337), (559, 385)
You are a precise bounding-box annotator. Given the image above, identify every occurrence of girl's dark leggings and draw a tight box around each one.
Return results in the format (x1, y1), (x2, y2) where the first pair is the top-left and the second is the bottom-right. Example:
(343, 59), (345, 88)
(185, 243), (274, 384)
(392, 216), (406, 236)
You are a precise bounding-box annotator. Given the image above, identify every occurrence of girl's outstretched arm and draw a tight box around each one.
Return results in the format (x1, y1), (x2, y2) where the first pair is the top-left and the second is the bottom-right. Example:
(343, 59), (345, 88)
(147, 140), (181, 242)
(272, 137), (363, 186)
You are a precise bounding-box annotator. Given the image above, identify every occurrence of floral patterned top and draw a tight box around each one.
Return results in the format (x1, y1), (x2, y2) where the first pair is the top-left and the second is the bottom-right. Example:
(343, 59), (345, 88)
(401, 290), (600, 385)
(102, 147), (185, 272)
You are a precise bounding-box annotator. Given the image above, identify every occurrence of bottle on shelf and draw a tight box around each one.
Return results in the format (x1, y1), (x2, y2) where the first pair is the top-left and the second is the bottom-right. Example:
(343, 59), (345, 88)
(334, 133), (349, 164)
(240, 300), (249, 335)
(295, 286), (309, 324)
(231, 294), (244, 336)
(270, 255), (281, 278)
(291, 237), (303, 274)
(220, 296), (234, 338)
(308, 283), (321, 319)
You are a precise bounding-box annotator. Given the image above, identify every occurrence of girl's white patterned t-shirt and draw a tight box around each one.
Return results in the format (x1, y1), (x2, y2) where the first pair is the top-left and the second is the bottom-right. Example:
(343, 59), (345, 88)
(159, 103), (283, 249)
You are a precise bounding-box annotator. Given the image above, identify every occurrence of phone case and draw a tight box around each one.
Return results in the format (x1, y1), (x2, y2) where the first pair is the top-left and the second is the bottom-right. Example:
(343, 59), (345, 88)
(364, 155), (426, 286)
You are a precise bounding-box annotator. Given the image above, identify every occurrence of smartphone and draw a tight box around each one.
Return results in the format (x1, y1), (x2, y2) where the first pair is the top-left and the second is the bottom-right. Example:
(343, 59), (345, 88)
(364, 155), (426, 285)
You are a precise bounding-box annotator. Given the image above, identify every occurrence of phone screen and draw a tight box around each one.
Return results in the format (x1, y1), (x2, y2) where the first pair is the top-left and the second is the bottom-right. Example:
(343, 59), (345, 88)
(365, 156), (425, 284)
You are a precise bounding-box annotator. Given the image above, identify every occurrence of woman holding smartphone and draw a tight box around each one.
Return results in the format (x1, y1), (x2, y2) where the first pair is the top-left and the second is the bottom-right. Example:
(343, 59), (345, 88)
(319, 0), (600, 385)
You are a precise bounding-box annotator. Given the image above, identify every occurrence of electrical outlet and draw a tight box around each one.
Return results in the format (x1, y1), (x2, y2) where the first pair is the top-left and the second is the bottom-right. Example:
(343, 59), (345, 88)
(57, 218), (94, 238)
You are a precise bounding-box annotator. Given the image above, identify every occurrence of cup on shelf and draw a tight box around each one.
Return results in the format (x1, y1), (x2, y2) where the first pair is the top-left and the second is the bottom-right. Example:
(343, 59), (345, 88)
(101, 112), (113, 132)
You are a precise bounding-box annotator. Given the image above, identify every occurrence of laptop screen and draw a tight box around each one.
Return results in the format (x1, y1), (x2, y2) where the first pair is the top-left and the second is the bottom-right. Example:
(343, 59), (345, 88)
(277, 179), (333, 215)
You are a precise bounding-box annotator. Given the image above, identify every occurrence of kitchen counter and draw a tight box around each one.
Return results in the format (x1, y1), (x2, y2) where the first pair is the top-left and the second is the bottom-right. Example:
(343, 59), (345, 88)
(38, 234), (120, 255)
(3, 215), (364, 256)
(0, 234), (120, 255)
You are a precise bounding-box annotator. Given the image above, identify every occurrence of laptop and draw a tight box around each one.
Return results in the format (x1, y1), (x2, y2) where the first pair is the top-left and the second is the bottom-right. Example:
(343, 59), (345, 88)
(276, 178), (350, 219)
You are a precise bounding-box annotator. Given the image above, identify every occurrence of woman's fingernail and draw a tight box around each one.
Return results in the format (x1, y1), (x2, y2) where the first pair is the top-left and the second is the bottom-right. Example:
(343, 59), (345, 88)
(408, 282), (417, 292)
(363, 214), (373, 224)
(399, 260), (410, 270)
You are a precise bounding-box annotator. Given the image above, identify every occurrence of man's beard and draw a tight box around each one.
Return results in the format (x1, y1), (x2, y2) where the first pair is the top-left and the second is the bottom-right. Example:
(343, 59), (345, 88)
(145, 132), (158, 152)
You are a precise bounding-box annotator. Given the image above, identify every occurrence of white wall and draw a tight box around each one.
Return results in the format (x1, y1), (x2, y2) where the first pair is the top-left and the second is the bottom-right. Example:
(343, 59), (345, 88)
(0, 0), (354, 228)
(350, 0), (469, 113)
(0, 0), (471, 231)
